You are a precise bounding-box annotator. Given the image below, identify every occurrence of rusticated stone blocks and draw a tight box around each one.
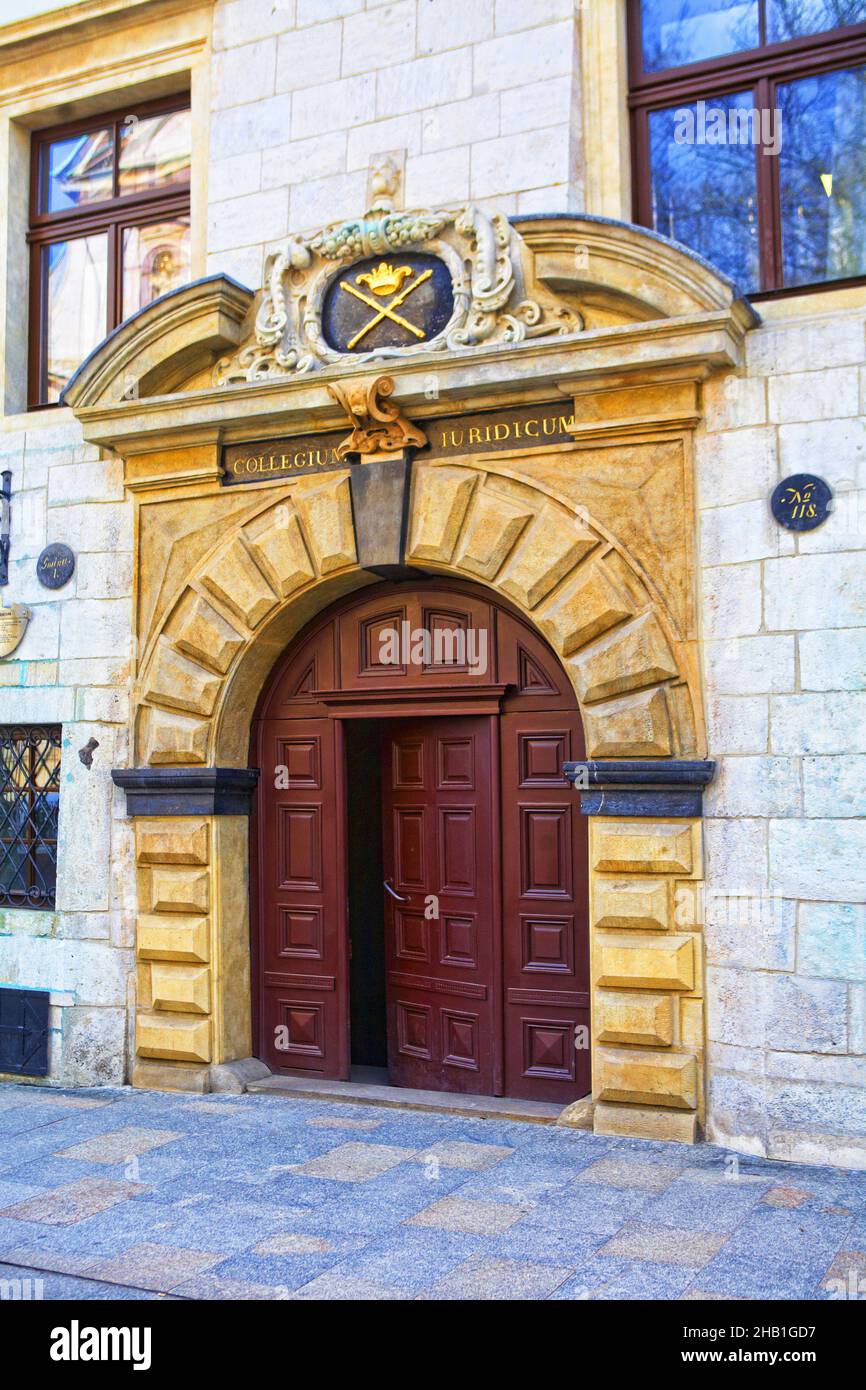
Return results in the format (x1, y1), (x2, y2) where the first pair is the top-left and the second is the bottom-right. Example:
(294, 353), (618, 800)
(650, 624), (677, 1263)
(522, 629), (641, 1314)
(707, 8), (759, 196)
(594, 1046), (699, 1109)
(589, 817), (705, 1143)
(135, 818), (214, 1073)
(136, 478), (356, 768)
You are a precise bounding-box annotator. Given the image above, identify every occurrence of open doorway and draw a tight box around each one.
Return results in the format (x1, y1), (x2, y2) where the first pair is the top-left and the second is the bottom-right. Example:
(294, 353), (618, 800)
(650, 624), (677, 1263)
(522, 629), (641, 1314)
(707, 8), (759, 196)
(252, 579), (590, 1103)
(345, 720), (387, 1075)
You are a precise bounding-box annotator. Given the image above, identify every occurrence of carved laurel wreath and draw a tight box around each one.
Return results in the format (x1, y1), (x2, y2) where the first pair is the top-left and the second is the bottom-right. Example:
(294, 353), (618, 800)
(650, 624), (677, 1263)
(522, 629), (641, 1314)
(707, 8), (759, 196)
(214, 204), (582, 386)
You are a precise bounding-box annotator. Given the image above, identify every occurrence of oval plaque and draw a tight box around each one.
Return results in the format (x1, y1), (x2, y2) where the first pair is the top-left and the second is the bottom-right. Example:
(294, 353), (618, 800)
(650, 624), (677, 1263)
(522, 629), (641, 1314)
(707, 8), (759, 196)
(37, 543), (75, 589)
(770, 474), (832, 532)
(321, 252), (454, 355)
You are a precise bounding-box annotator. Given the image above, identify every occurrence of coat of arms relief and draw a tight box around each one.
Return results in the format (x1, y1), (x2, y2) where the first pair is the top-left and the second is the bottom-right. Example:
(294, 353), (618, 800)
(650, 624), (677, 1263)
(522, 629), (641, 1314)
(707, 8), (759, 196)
(214, 201), (583, 385)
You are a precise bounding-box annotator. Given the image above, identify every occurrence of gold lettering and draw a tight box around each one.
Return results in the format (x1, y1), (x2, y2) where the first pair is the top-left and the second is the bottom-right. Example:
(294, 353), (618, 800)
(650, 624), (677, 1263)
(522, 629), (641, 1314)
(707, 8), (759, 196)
(524, 420), (539, 437)
(469, 427), (482, 444)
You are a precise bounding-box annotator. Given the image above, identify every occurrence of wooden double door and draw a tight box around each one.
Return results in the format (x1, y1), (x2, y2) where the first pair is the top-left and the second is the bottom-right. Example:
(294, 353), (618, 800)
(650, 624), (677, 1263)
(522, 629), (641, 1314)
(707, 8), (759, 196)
(253, 582), (590, 1104)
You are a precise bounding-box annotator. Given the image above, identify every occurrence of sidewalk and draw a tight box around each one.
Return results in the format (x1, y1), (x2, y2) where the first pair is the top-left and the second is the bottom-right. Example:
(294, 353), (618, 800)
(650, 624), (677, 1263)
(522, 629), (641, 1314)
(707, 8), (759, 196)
(0, 1083), (864, 1300)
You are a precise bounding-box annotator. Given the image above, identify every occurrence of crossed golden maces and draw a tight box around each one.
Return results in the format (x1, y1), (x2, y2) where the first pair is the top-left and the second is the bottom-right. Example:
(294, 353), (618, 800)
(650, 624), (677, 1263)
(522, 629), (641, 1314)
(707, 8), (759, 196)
(340, 261), (433, 350)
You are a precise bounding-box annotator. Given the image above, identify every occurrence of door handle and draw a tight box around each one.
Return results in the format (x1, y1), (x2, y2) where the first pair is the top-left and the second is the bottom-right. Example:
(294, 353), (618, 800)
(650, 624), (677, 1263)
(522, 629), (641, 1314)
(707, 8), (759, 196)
(383, 879), (409, 903)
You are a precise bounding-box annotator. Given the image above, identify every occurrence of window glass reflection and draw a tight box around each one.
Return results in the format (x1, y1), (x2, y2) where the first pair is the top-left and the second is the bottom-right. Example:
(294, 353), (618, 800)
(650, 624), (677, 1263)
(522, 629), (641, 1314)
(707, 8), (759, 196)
(44, 234), (108, 402)
(767, 0), (866, 42)
(779, 64), (866, 285)
(40, 129), (113, 212)
(641, 0), (759, 71)
(648, 91), (761, 288)
(121, 218), (191, 317)
(118, 110), (191, 196)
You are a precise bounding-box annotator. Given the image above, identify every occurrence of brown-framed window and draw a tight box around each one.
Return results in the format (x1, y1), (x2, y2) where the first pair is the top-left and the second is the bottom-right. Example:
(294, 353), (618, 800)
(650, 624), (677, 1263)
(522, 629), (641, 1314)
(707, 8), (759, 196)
(0, 725), (62, 910)
(628, 1), (866, 296)
(27, 95), (192, 408)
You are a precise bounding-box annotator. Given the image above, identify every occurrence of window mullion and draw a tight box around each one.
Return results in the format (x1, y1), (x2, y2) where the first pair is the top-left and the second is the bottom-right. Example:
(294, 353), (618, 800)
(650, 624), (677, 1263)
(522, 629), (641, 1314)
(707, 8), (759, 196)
(753, 75), (775, 290)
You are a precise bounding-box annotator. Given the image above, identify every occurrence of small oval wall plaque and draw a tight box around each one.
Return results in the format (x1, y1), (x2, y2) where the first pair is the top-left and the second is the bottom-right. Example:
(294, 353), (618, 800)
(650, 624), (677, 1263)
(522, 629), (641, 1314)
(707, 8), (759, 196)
(37, 543), (75, 589)
(770, 474), (832, 532)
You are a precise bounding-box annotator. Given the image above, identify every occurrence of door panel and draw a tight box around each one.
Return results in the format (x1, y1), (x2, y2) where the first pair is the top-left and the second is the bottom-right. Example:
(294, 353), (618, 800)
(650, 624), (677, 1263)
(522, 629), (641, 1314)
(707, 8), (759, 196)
(382, 717), (497, 1093)
(253, 579), (590, 1103)
(257, 717), (348, 1077)
(501, 710), (590, 1101)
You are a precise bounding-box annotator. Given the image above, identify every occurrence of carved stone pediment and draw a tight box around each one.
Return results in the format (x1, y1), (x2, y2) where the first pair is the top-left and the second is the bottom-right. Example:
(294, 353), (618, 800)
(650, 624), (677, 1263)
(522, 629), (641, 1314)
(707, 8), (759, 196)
(214, 202), (584, 385)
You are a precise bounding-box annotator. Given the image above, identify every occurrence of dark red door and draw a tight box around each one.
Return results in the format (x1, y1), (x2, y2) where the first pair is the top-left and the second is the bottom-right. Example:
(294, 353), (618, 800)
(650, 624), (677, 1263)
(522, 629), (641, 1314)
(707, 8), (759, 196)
(501, 709), (590, 1101)
(381, 717), (498, 1094)
(256, 716), (348, 1077)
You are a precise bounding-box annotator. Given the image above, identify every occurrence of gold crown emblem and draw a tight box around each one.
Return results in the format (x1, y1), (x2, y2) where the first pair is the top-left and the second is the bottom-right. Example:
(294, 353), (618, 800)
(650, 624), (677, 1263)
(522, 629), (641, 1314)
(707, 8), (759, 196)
(355, 261), (414, 297)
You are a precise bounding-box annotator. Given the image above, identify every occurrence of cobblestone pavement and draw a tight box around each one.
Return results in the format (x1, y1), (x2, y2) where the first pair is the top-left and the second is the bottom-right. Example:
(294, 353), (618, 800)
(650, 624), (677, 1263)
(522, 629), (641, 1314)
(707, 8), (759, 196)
(0, 1084), (864, 1301)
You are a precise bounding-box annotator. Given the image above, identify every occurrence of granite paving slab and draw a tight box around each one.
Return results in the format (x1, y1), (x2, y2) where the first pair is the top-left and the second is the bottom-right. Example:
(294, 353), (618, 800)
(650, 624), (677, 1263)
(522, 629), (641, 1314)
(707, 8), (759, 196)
(0, 1177), (150, 1226)
(406, 1196), (525, 1235)
(0, 1262), (166, 1300)
(306, 1116), (382, 1131)
(54, 1127), (183, 1164)
(320, 1226), (481, 1295)
(597, 1223), (729, 1267)
(295, 1141), (417, 1181)
(410, 1140), (515, 1171)
(421, 1254), (573, 1300)
(174, 1273), (292, 1300)
(88, 1241), (224, 1292)
(291, 1271), (412, 1300)
(573, 1157), (685, 1191)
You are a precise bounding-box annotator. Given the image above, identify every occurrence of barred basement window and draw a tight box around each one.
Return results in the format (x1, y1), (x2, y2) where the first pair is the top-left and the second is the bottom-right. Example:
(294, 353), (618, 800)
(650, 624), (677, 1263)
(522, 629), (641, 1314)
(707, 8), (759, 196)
(0, 726), (62, 910)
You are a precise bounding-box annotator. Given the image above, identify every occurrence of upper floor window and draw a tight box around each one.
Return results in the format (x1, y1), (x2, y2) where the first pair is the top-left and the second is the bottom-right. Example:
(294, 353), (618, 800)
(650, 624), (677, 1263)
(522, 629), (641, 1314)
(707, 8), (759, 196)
(28, 97), (192, 408)
(0, 725), (61, 911)
(628, 1), (866, 295)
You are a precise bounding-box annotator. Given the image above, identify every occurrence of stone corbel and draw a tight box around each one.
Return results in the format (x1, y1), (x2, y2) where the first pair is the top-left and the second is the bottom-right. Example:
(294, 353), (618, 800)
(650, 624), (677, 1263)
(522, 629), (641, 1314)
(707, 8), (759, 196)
(329, 375), (427, 459)
(112, 767), (260, 816)
(565, 759), (716, 818)
(329, 375), (427, 578)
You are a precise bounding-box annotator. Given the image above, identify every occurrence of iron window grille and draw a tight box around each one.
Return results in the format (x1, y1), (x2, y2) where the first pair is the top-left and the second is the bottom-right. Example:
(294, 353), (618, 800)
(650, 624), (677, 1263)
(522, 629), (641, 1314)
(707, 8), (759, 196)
(0, 725), (62, 910)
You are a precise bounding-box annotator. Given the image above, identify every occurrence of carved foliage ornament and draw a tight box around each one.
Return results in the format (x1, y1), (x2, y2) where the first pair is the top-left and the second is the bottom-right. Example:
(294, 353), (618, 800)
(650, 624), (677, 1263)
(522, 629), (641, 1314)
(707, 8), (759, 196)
(214, 203), (583, 385)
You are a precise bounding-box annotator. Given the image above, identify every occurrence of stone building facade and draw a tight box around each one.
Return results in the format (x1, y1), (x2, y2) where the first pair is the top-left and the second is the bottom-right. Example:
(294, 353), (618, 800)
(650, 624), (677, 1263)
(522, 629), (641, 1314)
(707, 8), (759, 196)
(0, 0), (863, 1170)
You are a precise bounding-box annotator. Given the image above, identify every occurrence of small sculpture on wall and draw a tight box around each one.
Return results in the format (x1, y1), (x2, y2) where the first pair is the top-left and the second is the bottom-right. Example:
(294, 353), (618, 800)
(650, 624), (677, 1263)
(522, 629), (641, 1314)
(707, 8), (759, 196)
(78, 737), (100, 769)
(329, 375), (427, 459)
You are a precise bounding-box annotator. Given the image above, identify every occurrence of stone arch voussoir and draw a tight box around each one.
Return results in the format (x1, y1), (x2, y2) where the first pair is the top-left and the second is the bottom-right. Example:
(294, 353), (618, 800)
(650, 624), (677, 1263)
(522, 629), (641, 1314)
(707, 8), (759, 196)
(134, 462), (700, 768)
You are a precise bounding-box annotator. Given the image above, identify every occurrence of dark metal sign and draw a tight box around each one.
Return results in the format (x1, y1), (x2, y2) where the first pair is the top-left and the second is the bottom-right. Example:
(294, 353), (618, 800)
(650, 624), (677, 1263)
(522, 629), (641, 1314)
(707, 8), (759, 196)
(322, 253), (454, 355)
(37, 542), (75, 589)
(222, 400), (578, 485)
(771, 474), (832, 531)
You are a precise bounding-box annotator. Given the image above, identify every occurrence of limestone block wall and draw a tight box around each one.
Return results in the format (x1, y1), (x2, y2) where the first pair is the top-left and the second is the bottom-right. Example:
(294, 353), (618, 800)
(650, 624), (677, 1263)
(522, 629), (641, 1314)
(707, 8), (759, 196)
(207, 0), (582, 288)
(697, 307), (866, 1170)
(0, 417), (134, 1085)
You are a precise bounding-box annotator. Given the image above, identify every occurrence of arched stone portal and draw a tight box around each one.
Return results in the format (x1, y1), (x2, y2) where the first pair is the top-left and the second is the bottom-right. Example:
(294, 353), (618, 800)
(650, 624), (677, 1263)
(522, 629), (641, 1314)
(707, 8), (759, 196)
(65, 208), (756, 1142)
